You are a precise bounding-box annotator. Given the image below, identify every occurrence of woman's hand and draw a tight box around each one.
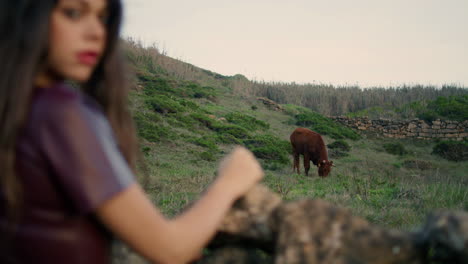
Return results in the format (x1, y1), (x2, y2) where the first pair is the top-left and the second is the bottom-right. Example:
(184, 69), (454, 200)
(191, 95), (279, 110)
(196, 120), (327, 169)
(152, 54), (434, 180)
(96, 146), (263, 264)
(216, 146), (264, 199)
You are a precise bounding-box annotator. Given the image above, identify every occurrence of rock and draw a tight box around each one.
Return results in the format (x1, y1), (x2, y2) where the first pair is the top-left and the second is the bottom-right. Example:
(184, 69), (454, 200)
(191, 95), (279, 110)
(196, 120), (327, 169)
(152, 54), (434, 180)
(256, 97), (284, 111)
(415, 210), (468, 264)
(272, 199), (420, 264)
(202, 185), (468, 264)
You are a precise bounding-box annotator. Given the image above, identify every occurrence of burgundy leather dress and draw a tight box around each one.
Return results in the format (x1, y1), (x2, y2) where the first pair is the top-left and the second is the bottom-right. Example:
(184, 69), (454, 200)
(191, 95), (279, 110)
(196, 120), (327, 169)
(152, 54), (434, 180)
(0, 83), (135, 263)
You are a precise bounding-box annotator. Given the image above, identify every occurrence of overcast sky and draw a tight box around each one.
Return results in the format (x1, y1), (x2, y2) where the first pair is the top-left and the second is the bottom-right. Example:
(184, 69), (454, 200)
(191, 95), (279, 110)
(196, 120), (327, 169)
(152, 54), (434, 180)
(121, 0), (468, 87)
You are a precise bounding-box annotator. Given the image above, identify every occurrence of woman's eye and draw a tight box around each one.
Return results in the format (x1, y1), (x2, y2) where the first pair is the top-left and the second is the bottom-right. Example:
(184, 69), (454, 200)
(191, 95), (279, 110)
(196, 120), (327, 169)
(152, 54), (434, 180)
(63, 8), (82, 20)
(99, 13), (110, 25)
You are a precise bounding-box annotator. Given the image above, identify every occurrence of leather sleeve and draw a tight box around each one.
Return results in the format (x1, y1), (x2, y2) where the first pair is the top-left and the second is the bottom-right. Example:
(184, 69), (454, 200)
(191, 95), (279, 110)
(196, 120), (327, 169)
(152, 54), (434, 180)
(37, 95), (135, 215)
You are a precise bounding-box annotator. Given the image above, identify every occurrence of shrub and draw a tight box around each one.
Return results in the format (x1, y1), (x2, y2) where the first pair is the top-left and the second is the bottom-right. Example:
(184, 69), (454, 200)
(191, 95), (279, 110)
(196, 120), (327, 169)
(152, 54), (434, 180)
(294, 112), (360, 140)
(383, 142), (409, 156)
(215, 133), (242, 145)
(190, 136), (219, 152)
(427, 95), (468, 121)
(141, 76), (175, 96)
(243, 134), (290, 165)
(133, 112), (172, 142)
(328, 140), (351, 157)
(432, 140), (468, 162)
(180, 82), (217, 100)
(145, 95), (185, 114)
(190, 113), (217, 129)
(199, 151), (216, 161)
(165, 113), (197, 129)
(141, 146), (151, 156)
(211, 123), (250, 140)
(327, 140), (351, 152)
(225, 112), (270, 131)
(417, 110), (438, 123)
(413, 95), (468, 122)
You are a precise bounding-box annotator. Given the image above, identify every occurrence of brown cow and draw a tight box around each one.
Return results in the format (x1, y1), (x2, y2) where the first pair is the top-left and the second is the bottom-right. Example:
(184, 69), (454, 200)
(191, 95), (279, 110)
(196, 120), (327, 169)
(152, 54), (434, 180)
(290, 127), (333, 177)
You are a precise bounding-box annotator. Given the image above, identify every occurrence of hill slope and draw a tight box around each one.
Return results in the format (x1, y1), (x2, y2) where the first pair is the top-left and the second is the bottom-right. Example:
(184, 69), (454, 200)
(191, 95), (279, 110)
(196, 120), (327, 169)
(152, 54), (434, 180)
(122, 39), (467, 234)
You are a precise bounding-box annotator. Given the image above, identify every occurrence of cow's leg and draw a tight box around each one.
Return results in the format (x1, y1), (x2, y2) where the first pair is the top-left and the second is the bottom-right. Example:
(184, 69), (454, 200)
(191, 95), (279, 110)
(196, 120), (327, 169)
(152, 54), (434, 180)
(293, 152), (300, 174)
(303, 153), (311, 176)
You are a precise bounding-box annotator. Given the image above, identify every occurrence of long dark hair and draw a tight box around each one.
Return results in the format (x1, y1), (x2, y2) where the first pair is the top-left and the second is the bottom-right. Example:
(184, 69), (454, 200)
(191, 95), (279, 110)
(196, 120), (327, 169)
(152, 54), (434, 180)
(0, 0), (138, 219)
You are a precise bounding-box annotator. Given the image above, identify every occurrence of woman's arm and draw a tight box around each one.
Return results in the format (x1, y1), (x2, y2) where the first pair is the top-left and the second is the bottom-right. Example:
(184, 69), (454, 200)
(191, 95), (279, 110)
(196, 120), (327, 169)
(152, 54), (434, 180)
(96, 146), (263, 264)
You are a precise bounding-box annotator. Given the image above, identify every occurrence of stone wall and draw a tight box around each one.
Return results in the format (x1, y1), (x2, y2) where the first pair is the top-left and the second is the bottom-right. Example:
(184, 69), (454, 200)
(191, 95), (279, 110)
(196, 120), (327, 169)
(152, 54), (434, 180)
(198, 185), (468, 264)
(331, 116), (468, 141)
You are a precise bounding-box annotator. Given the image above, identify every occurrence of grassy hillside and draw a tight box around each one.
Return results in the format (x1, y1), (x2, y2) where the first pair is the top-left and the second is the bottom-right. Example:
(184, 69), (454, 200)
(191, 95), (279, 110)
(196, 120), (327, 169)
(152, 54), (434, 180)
(123, 39), (467, 225)
(118, 39), (467, 262)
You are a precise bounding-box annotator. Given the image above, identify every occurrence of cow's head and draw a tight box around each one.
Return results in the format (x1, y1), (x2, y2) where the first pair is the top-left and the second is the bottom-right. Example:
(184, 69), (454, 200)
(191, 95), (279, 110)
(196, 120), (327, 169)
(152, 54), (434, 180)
(317, 160), (333, 177)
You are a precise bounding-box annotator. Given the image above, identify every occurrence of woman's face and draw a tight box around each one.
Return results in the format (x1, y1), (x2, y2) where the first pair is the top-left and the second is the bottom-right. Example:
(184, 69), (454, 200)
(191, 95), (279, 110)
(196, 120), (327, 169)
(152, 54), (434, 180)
(44, 0), (108, 83)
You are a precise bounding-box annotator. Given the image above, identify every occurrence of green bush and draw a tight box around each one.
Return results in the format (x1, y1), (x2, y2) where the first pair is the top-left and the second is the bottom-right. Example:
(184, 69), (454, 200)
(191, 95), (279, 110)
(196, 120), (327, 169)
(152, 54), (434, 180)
(426, 95), (468, 121)
(133, 112), (172, 142)
(243, 134), (290, 165)
(165, 113), (197, 129)
(181, 82), (217, 100)
(141, 76), (175, 96)
(215, 133), (242, 145)
(190, 136), (219, 152)
(199, 151), (216, 161)
(417, 110), (439, 123)
(295, 112), (360, 140)
(383, 142), (409, 156)
(282, 104), (310, 116)
(178, 98), (200, 111)
(432, 140), (468, 162)
(190, 113), (217, 129)
(225, 112), (270, 131)
(328, 140), (351, 152)
(141, 146), (151, 156)
(145, 95), (185, 114)
(211, 123), (250, 140)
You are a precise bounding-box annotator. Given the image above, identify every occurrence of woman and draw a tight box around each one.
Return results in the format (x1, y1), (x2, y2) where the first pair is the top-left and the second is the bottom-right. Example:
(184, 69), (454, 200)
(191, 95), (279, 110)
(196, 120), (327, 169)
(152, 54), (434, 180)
(0, 0), (264, 263)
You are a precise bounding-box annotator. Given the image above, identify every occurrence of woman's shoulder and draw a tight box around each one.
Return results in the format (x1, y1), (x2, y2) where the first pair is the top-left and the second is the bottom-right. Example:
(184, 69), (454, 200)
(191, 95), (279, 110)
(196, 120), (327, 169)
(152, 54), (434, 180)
(32, 82), (100, 122)
(33, 82), (81, 111)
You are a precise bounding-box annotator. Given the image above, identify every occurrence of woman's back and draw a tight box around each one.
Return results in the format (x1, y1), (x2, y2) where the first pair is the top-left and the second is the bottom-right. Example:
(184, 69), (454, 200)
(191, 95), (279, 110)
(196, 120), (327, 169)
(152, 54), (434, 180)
(2, 82), (134, 264)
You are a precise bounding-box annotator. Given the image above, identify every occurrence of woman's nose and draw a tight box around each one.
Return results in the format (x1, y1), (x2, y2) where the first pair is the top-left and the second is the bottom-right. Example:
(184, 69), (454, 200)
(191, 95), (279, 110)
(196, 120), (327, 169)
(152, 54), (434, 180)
(85, 17), (106, 43)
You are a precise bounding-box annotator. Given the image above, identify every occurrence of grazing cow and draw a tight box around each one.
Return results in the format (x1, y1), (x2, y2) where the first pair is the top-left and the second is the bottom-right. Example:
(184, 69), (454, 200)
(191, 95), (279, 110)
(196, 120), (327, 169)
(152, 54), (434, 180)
(290, 127), (333, 177)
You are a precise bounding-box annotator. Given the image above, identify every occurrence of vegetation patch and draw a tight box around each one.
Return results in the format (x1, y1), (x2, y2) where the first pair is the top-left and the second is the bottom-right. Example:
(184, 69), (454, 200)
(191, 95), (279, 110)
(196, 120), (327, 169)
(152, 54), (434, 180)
(189, 136), (219, 152)
(145, 94), (185, 114)
(327, 140), (351, 158)
(140, 75), (176, 96)
(418, 95), (468, 122)
(328, 140), (351, 152)
(294, 112), (360, 140)
(180, 82), (217, 100)
(199, 151), (217, 161)
(402, 159), (434, 170)
(133, 112), (172, 142)
(225, 112), (270, 131)
(211, 123), (250, 140)
(190, 113), (218, 129)
(284, 104), (360, 140)
(432, 140), (468, 162)
(215, 133), (242, 145)
(243, 134), (290, 168)
(383, 142), (409, 156)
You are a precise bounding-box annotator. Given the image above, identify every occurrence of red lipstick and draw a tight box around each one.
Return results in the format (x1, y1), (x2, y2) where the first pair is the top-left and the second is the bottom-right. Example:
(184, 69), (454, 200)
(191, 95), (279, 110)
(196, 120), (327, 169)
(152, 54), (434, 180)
(77, 51), (99, 66)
